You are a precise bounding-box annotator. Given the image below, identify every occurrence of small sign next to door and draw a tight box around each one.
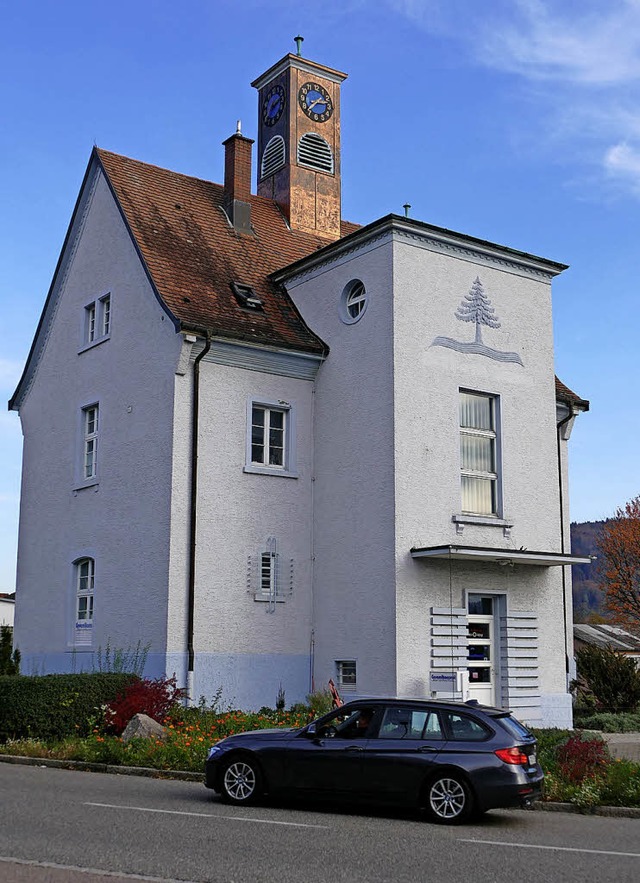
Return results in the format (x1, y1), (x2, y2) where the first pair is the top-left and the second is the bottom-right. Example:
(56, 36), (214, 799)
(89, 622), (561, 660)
(429, 671), (458, 693)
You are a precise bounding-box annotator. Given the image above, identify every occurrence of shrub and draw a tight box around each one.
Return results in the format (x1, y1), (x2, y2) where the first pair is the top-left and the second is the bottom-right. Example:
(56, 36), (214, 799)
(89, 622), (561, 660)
(0, 673), (138, 742)
(574, 644), (640, 713)
(0, 626), (20, 676)
(104, 675), (186, 735)
(556, 732), (611, 784)
(305, 689), (333, 718)
(573, 710), (640, 733)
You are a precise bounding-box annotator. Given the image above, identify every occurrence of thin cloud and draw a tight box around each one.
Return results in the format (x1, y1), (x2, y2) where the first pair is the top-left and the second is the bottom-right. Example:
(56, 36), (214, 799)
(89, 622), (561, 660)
(390, 0), (640, 197)
(604, 142), (640, 192)
(483, 0), (640, 86)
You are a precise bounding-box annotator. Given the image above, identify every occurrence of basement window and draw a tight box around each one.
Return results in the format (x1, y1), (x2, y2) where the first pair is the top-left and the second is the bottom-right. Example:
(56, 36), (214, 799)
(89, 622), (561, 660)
(232, 283), (263, 311)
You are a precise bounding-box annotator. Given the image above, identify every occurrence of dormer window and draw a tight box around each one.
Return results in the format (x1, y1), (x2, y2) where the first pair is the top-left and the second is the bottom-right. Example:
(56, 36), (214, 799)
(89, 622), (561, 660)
(232, 283), (263, 311)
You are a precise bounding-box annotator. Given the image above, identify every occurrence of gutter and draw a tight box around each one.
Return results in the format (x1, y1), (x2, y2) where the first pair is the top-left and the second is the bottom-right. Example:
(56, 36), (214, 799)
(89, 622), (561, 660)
(186, 328), (211, 704)
(556, 406), (579, 687)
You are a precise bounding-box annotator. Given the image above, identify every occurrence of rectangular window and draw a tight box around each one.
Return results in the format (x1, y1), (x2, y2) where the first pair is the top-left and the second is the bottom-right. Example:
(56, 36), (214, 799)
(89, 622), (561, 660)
(251, 405), (286, 468)
(336, 660), (357, 690)
(460, 391), (499, 516)
(101, 294), (111, 336)
(83, 294), (111, 347)
(86, 303), (96, 342)
(83, 405), (99, 480)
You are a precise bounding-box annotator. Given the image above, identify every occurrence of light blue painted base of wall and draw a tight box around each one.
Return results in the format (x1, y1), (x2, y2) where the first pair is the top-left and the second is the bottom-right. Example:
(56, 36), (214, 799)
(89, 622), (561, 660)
(19, 651), (167, 678)
(166, 652), (310, 710)
(540, 692), (573, 729)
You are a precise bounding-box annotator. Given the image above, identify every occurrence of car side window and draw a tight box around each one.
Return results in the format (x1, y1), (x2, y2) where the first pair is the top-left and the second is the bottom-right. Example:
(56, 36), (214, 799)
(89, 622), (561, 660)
(378, 707), (444, 740)
(443, 712), (490, 741)
(318, 707), (375, 739)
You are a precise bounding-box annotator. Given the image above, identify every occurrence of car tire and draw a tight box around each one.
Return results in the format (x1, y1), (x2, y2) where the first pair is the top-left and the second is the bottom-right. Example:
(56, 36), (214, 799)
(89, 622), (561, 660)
(423, 772), (473, 824)
(220, 755), (263, 805)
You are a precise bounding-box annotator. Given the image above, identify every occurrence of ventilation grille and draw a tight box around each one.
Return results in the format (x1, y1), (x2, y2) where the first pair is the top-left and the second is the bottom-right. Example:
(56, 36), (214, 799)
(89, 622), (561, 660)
(297, 133), (334, 173)
(261, 135), (285, 179)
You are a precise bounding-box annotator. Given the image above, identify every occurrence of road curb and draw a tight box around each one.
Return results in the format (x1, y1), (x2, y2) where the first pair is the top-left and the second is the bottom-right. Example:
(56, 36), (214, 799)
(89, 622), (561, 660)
(0, 753), (202, 782)
(1, 754), (639, 817)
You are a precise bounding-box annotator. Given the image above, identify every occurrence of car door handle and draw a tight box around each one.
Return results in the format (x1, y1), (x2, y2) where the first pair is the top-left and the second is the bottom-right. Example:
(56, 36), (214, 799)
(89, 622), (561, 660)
(418, 746), (438, 753)
(345, 745), (364, 752)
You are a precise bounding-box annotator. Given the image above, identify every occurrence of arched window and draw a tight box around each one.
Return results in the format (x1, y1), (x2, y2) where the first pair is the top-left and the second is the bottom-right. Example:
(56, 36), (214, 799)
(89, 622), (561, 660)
(297, 133), (334, 173)
(261, 135), (286, 179)
(74, 557), (94, 645)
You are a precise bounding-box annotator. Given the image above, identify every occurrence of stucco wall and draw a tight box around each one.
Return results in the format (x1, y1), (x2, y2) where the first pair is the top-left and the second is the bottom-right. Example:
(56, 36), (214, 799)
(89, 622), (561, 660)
(14, 170), (181, 675)
(286, 238), (398, 698)
(166, 358), (316, 708)
(391, 235), (568, 716)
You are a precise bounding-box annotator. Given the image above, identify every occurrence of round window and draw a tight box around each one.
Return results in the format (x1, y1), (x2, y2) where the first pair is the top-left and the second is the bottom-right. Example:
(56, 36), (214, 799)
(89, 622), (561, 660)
(340, 280), (367, 324)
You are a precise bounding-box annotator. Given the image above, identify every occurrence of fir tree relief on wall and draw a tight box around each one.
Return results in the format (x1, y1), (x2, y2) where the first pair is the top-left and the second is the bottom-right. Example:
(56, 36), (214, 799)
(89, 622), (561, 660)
(432, 277), (523, 366)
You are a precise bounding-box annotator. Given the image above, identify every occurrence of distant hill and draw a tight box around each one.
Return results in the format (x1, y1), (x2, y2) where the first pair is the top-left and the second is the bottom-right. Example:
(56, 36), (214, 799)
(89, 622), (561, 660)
(571, 520), (607, 622)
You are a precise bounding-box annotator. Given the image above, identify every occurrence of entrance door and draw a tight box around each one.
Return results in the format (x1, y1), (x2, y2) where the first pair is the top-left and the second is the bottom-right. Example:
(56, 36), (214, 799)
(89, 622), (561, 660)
(466, 595), (496, 705)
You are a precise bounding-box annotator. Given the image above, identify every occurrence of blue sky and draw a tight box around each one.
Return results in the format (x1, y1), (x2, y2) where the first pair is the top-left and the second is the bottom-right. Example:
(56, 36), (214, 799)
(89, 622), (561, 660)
(2, 0), (639, 591)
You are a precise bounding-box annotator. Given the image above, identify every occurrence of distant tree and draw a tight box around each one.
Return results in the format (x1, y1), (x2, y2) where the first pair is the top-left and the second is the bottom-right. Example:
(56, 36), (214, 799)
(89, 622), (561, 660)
(598, 495), (640, 632)
(574, 644), (640, 712)
(455, 276), (501, 344)
(0, 625), (20, 676)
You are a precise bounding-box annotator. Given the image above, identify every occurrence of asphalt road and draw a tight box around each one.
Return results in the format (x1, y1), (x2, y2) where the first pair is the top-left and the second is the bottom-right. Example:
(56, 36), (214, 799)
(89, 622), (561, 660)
(1, 764), (639, 883)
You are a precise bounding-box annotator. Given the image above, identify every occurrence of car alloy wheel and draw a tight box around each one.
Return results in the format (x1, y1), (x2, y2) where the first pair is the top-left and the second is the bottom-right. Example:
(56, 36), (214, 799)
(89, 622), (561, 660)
(426, 774), (472, 824)
(222, 758), (261, 805)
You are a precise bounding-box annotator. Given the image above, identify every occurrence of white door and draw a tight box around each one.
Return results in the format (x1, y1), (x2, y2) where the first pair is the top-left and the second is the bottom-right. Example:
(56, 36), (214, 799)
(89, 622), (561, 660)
(466, 613), (495, 705)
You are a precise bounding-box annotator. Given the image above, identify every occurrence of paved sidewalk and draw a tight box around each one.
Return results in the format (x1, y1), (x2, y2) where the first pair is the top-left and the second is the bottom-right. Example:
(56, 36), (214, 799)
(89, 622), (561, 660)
(601, 732), (640, 762)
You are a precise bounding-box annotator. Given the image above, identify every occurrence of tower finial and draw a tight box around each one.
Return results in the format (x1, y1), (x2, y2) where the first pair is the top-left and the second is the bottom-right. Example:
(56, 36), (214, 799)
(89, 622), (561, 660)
(294, 35), (304, 56)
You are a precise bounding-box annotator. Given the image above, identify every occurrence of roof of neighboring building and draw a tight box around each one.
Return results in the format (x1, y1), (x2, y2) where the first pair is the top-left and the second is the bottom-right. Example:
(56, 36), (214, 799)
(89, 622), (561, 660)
(574, 623), (640, 654)
(556, 377), (589, 412)
(97, 149), (359, 354)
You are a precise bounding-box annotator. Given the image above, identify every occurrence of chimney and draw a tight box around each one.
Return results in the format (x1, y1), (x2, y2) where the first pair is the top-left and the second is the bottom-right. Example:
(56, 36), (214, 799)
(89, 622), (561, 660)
(223, 121), (254, 233)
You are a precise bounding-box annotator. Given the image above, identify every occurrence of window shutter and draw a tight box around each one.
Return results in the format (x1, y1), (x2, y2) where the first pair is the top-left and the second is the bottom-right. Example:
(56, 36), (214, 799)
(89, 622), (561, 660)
(297, 133), (334, 173)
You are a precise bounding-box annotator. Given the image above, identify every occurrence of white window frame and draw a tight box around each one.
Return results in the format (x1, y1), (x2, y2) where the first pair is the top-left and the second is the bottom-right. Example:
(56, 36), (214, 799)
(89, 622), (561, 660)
(83, 404), (99, 481)
(459, 390), (502, 517)
(73, 557), (95, 647)
(244, 397), (297, 478)
(252, 537), (288, 608)
(80, 292), (112, 352)
(339, 279), (368, 325)
(336, 660), (357, 691)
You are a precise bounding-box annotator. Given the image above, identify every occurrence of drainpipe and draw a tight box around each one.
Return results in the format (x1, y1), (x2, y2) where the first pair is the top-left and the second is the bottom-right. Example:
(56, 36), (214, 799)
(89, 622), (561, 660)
(557, 407), (576, 688)
(187, 328), (211, 704)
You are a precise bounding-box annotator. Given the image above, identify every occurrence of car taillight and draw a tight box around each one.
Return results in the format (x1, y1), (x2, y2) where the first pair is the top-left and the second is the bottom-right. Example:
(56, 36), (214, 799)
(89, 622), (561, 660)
(495, 746), (529, 765)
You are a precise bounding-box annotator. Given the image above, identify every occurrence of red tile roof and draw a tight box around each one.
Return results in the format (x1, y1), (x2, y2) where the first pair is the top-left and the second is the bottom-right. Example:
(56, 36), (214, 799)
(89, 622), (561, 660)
(96, 150), (586, 409)
(96, 149), (358, 354)
(555, 377), (589, 411)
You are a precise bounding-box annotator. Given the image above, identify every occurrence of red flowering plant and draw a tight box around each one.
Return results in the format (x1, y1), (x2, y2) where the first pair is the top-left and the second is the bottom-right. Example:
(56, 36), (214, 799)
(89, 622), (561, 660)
(556, 733), (611, 784)
(104, 676), (186, 735)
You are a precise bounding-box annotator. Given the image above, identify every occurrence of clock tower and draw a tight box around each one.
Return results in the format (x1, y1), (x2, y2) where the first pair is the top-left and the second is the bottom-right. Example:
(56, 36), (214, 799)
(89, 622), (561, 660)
(252, 40), (347, 240)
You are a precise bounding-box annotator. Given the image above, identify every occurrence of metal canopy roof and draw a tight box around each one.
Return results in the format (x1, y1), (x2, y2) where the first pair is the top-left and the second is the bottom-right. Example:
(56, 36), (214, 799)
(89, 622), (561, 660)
(410, 545), (592, 567)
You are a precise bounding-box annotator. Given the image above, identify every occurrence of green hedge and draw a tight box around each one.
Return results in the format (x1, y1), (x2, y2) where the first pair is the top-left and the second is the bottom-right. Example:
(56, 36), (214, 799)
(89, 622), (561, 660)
(0, 673), (138, 741)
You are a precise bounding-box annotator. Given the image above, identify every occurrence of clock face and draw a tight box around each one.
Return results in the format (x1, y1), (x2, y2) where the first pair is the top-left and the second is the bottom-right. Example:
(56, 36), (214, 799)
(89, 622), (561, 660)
(298, 82), (333, 123)
(262, 84), (285, 127)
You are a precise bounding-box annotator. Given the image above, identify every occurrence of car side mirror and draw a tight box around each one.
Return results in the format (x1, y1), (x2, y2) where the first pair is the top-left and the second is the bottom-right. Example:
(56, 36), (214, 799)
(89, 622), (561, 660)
(305, 723), (317, 737)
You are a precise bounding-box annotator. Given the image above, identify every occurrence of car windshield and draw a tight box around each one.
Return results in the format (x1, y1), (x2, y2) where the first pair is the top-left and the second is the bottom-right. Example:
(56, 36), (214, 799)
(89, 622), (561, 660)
(497, 714), (533, 740)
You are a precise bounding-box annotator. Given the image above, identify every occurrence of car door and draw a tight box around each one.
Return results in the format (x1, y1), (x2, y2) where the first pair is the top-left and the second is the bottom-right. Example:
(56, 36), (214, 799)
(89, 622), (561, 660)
(284, 707), (376, 795)
(360, 706), (446, 803)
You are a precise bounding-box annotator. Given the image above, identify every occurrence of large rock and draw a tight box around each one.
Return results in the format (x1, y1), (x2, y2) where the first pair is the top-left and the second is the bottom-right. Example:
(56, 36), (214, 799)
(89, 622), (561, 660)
(121, 713), (167, 743)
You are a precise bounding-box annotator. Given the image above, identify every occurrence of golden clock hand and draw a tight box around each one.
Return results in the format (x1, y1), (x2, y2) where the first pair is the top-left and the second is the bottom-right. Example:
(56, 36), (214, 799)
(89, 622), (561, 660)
(307, 96), (328, 111)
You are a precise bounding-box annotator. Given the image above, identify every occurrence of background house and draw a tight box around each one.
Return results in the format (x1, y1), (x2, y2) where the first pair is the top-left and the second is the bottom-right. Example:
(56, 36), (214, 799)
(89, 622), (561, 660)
(9, 46), (589, 726)
(0, 592), (15, 629)
(574, 623), (640, 667)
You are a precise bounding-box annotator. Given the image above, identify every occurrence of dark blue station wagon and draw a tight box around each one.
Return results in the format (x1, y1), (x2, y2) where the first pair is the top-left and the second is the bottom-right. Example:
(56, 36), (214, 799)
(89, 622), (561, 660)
(205, 698), (543, 823)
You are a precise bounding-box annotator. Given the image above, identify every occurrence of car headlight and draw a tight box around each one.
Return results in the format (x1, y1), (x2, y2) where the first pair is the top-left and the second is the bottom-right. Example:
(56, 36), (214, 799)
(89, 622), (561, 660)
(207, 745), (222, 760)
